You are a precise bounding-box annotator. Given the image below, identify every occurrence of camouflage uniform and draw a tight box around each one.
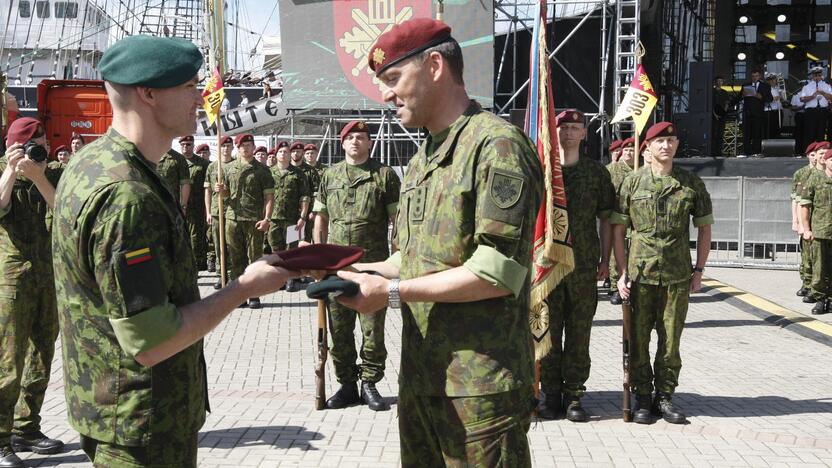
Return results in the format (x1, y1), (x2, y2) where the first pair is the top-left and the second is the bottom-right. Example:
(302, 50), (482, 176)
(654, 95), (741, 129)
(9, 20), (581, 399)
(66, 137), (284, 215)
(51, 129), (207, 466)
(539, 157), (614, 399)
(222, 158), (274, 281)
(610, 166), (713, 396)
(204, 158), (233, 276)
(607, 161), (633, 292)
(391, 102), (541, 467)
(184, 154), (210, 269)
(799, 170), (832, 300)
(0, 157), (62, 449)
(793, 165), (816, 290)
(268, 165), (308, 252)
(299, 162), (325, 242)
(156, 149), (191, 205)
(314, 159), (400, 384)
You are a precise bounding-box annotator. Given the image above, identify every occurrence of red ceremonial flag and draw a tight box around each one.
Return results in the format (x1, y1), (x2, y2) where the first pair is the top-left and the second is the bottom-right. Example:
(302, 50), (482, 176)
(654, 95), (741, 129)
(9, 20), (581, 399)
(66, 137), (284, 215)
(525, 0), (574, 360)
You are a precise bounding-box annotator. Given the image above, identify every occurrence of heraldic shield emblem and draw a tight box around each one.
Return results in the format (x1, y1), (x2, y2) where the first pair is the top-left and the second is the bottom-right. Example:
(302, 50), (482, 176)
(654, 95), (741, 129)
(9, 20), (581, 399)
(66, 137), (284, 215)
(334, 0), (432, 104)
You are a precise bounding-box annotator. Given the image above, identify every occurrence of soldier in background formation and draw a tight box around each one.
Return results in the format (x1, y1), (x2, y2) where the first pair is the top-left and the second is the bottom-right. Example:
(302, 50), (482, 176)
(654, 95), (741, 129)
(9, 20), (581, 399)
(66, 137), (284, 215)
(536, 110), (614, 422)
(196, 143), (211, 160)
(69, 133), (84, 156)
(0, 118), (65, 468)
(303, 143), (326, 244)
(612, 122), (713, 425)
(268, 140), (309, 292)
(206, 135), (235, 285)
(794, 142), (819, 302)
(607, 137), (635, 305)
(254, 145), (268, 165)
(157, 147), (192, 211)
(313, 120), (400, 412)
(180, 135), (210, 271)
(798, 141), (832, 315)
(52, 145), (71, 166)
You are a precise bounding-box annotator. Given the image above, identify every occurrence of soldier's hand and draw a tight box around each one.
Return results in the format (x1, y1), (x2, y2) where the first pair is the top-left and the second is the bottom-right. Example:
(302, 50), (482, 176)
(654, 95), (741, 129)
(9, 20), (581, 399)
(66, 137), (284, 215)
(689, 271), (703, 294)
(335, 270), (388, 314)
(4, 143), (24, 174)
(213, 182), (225, 193)
(16, 155), (47, 181)
(617, 275), (631, 301)
(803, 230), (814, 241)
(237, 254), (299, 297)
(206, 214), (213, 225)
(596, 262), (610, 281)
(295, 218), (305, 231)
(255, 219), (270, 232)
(308, 212), (315, 221)
(792, 221), (800, 233)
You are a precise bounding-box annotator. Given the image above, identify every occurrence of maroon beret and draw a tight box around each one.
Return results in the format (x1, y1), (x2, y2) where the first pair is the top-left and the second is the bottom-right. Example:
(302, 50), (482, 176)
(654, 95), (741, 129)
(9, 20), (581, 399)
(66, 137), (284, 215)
(195, 143), (209, 153)
(273, 244), (364, 271)
(555, 109), (584, 127)
(290, 142), (304, 151)
(815, 141), (831, 151)
(608, 140), (622, 152)
(368, 18), (452, 75)
(640, 141), (647, 153)
(219, 135), (233, 146)
(276, 141), (289, 150)
(5, 117), (43, 146)
(179, 135), (194, 143)
(255, 146), (268, 154)
(267, 147), (276, 155)
(644, 121), (677, 141)
(340, 120), (370, 143)
(806, 142), (818, 154)
(234, 133), (254, 147)
(621, 137), (635, 148)
(53, 145), (69, 156)
(303, 144), (317, 152)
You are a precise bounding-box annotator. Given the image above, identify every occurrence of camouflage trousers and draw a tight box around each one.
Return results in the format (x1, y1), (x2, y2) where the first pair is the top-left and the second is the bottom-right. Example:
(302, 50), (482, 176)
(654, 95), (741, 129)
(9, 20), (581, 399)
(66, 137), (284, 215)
(206, 224), (215, 262)
(303, 213), (315, 243)
(399, 387), (533, 468)
(630, 280), (690, 396)
(0, 269), (59, 446)
(539, 269), (598, 398)
(187, 216), (208, 269)
(267, 220), (292, 253)
(810, 238), (832, 299)
(609, 234), (630, 292)
(225, 218), (264, 281)
(327, 301), (387, 384)
(80, 432), (198, 468)
(800, 237), (814, 288)
(209, 217), (231, 281)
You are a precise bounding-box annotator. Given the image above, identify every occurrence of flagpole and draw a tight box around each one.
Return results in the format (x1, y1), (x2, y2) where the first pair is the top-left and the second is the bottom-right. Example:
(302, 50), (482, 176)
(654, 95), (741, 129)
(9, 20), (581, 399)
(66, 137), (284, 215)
(208, 0), (228, 287)
(633, 42), (645, 172)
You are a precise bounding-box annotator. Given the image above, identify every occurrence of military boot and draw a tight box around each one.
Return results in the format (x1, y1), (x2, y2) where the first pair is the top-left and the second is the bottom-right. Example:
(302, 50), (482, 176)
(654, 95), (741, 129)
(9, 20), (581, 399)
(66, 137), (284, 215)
(811, 298), (830, 315)
(563, 395), (588, 422)
(535, 390), (561, 420)
(0, 447), (23, 468)
(248, 298), (261, 309)
(633, 394), (654, 424)
(803, 294), (817, 303)
(602, 278), (611, 290)
(285, 279), (299, 293)
(796, 286), (809, 297)
(11, 431), (64, 455)
(652, 393), (686, 424)
(610, 291), (623, 306)
(214, 280), (222, 290)
(360, 381), (390, 411)
(207, 257), (216, 273)
(325, 382), (361, 409)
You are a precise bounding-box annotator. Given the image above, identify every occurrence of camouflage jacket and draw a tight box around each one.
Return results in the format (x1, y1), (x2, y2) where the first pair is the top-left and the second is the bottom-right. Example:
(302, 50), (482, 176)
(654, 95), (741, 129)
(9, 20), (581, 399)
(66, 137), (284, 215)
(792, 165), (815, 201)
(157, 149), (191, 203)
(392, 101), (542, 396)
(204, 157), (234, 217)
(563, 157), (615, 272)
(221, 157), (274, 221)
(51, 128), (207, 446)
(799, 169), (832, 239)
(270, 165), (306, 222)
(607, 160), (633, 193)
(0, 157), (63, 280)
(315, 158), (400, 261)
(299, 162), (325, 201)
(184, 154), (209, 221)
(610, 165), (713, 285)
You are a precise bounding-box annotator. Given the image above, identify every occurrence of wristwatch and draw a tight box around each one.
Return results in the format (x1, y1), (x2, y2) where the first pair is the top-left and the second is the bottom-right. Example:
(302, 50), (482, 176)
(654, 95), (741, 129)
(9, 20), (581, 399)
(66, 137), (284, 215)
(388, 278), (401, 309)
(692, 266), (705, 274)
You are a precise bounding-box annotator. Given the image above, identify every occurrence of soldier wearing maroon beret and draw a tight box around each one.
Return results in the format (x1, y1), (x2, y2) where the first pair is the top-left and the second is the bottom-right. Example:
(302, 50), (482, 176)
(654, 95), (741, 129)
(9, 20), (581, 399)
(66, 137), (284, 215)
(254, 145), (269, 165)
(611, 121), (713, 425)
(205, 135), (236, 277)
(606, 138), (631, 301)
(300, 142), (326, 244)
(341, 17), (542, 467)
(608, 139), (623, 162)
(70, 132), (85, 155)
(179, 134), (211, 270)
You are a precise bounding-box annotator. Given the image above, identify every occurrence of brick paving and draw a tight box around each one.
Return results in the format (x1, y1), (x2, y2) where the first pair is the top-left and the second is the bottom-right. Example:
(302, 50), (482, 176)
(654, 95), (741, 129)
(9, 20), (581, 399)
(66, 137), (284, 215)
(21, 269), (832, 467)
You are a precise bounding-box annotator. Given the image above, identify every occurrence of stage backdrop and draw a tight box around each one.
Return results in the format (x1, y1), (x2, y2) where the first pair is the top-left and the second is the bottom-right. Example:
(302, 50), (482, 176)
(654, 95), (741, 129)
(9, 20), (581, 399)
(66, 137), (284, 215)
(279, 0), (494, 109)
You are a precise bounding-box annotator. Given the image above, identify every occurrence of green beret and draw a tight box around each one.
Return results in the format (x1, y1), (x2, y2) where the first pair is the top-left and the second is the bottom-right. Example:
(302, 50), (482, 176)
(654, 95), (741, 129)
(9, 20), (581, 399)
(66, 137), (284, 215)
(306, 275), (360, 300)
(98, 35), (204, 88)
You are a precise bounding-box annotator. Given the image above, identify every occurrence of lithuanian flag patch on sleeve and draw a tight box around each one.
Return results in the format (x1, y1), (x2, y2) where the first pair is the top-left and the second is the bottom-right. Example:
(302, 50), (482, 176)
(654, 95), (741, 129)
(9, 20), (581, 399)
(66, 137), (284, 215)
(125, 247), (153, 266)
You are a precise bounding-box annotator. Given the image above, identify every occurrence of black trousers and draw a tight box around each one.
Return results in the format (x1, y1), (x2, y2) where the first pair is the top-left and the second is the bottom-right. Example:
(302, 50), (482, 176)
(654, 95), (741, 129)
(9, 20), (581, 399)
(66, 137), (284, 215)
(766, 110), (781, 139)
(711, 117), (725, 156)
(742, 111), (765, 155)
(804, 107), (829, 147)
(795, 112), (805, 155)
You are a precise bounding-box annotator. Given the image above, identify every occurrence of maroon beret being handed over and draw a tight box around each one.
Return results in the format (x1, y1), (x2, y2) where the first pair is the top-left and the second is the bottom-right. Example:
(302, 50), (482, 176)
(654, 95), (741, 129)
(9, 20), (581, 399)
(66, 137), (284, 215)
(5, 117), (43, 146)
(644, 122), (677, 141)
(273, 244), (364, 271)
(234, 133), (254, 147)
(340, 120), (370, 143)
(555, 109), (584, 127)
(368, 18), (453, 75)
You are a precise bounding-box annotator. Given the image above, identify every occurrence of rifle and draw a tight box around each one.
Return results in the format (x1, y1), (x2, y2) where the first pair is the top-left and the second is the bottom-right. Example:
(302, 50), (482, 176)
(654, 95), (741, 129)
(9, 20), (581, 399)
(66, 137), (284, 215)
(315, 298), (328, 410)
(622, 289), (633, 422)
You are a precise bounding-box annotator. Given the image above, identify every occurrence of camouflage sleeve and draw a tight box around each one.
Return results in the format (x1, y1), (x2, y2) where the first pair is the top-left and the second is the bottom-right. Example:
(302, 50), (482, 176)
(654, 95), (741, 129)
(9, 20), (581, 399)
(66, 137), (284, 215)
(177, 156), (191, 186)
(204, 163), (215, 188)
(260, 167), (274, 196)
(597, 165), (615, 219)
(691, 175), (714, 227)
(799, 177), (815, 206)
(298, 172), (311, 204)
(792, 171), (801, 200)
(88, 182), (183, 357)
(313, 170), (328, 214)
(609, 173), (634, 226)
(383, 167), (401, 217)
(387, 250), (402, 269)
(462, 136), (539, 298)
(0, 159), (8, 218)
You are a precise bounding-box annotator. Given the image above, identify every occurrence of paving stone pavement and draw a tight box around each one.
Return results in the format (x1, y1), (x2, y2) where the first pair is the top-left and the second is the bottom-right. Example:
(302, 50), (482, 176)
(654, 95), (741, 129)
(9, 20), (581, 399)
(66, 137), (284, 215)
(21, 269), (832, 467)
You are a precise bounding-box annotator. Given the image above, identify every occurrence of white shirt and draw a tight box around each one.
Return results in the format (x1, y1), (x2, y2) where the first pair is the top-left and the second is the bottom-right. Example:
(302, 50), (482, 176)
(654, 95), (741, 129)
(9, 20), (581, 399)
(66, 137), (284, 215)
(800, 80), (832, 108)
(220, 97), (230, 112)
(791, 94), (805, 112)
(766, 86), (785, 111)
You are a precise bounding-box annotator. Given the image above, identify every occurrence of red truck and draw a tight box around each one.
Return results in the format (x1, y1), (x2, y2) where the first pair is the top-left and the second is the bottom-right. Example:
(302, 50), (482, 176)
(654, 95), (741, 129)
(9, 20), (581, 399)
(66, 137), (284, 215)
(36, 79), (112, 152)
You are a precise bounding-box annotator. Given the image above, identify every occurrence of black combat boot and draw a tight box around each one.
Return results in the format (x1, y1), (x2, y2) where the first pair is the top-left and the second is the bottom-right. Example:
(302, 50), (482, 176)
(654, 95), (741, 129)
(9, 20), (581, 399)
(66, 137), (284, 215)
(811, 298), (829, 315)
(285, 279), (299, 293)
(652, 393), (686, 424)
(563, 395), (588, 422)
(803, 294), (817, 303)
(248, 298), (261, 309)
(535, 390), (561, 420)
(610, 291), (623, 305)
(633, 394), (654, 424)
(361, 381), (390, 411)
(214, 280), (222, 290)
(0, 446), (23, 468)
(207, 258), (216, 273)
(11, 431), (64, 455)
(325, 382), (361, 409)
(796, 286), (809, 297)
(602, 278), (611, 290)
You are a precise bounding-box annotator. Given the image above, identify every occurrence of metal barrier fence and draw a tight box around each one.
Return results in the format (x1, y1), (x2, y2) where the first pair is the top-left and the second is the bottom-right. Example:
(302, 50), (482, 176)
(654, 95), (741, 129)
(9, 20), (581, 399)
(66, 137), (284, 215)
(692, 177), (799, 270)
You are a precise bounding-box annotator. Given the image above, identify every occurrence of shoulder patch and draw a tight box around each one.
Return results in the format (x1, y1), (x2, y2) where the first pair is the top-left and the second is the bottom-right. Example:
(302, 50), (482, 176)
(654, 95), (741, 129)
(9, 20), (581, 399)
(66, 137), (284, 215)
(489, 168), (524, 209)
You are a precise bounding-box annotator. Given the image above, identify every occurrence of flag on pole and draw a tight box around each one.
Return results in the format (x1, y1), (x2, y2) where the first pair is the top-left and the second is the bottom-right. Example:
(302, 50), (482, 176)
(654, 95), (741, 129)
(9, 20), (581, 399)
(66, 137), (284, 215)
(202, 68), (225, 126)
(610, 64), (658, 135)
(525, 0), (574, 361)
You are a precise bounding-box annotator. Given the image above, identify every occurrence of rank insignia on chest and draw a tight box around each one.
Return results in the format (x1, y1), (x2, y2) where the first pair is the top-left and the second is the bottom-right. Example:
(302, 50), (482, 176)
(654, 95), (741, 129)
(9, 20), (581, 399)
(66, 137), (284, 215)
(409, 186), (425, 223)
(489, 169), (524, 209)
(346, 188), (356, 204)
(125, 247), (153, 266)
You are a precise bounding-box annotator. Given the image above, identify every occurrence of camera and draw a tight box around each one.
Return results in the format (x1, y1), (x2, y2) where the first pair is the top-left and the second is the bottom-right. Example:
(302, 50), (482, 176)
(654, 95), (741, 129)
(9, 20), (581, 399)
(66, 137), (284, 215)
(23, 141), (48, 163)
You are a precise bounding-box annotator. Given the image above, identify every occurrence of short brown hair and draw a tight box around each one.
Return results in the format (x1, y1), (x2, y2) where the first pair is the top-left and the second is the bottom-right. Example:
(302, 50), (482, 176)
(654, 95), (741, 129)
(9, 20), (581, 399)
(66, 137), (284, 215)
(419, 39), (464, 85)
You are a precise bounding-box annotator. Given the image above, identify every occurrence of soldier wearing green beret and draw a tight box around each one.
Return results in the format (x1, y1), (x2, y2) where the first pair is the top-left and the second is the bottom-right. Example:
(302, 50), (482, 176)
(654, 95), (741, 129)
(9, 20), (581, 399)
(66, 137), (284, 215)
(0, 118), (65, 467)
(612, 121), (713, 425)
(799, 145), (832, 314)
(313, 121), (400, 412)
(337, 18), (542, 467)
(536, 110), (615, 422)
(206, 136), (235, 287)
(51, 35), (295, 468)
(179, 135), (210, 270)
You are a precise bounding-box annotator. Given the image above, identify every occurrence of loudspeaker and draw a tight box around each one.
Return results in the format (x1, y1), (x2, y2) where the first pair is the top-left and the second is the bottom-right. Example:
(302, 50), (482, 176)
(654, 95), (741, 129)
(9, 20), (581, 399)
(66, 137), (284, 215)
(761, 139), (795, 157)
(689, 62), (714, 113)
(674, 112), (712, 157)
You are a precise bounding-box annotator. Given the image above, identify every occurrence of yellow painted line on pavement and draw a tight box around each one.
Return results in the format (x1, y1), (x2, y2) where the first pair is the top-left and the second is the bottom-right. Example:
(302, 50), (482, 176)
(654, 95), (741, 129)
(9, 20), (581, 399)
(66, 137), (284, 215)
(702, 278), (832, 338)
